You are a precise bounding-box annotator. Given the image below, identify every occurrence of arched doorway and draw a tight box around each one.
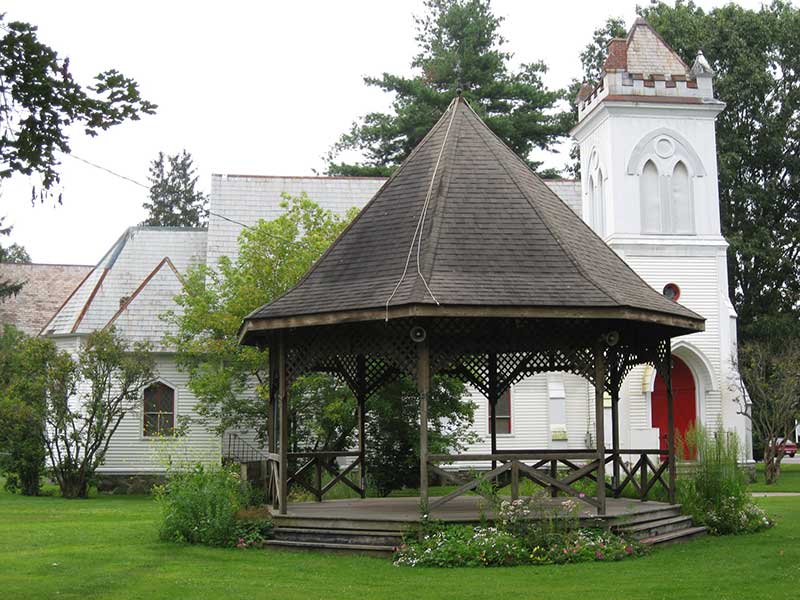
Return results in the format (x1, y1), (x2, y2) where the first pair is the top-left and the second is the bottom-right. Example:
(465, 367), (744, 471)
(652, 356), (697, 459)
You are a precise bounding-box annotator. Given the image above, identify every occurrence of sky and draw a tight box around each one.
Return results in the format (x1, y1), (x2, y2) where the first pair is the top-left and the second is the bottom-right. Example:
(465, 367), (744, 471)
(2, 0), (770, 265)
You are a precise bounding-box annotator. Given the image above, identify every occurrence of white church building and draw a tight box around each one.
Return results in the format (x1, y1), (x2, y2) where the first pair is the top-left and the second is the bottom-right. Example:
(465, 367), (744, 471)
(39, 19), (751, 480)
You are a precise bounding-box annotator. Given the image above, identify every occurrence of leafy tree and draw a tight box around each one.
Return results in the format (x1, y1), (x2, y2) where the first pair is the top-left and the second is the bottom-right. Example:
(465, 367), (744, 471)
(167, 193), (358, 440)
(327, 0), (571, 176)
(0, 217), (29, 300)
(168, 195), (474, 494)
(44, 328), (155, 498)
(142, 150), (208, 227)
(367, 376), (476, 497)
(624, 1), (800, 342)
(0, 15), (156, 197)
(734, 341), (800, 484)
(0, 325), (49, 495)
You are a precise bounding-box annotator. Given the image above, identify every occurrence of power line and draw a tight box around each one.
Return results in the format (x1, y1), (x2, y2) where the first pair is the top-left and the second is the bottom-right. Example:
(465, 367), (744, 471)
(65, 151), (315, 247)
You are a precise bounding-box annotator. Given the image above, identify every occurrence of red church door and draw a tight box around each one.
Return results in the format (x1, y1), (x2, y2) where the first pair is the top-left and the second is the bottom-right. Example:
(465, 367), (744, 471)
(651, 356), (696, 459)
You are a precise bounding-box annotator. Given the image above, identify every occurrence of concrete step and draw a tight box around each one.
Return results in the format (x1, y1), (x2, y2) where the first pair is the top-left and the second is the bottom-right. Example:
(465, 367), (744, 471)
(640, 525), (708, 546)
(619, 515), (694, 539)
(272, 526), (402, 547)
(264, 538), (395, 556)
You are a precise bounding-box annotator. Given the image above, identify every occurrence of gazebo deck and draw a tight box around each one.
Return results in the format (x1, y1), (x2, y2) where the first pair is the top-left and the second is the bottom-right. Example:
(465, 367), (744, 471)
(273, 495), (679, 527)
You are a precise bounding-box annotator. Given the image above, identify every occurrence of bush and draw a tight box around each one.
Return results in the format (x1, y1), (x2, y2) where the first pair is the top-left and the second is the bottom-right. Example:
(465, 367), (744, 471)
(154, 463), (266, 547)
(394, 493), (646, 567)
(679, 424), (773, 535)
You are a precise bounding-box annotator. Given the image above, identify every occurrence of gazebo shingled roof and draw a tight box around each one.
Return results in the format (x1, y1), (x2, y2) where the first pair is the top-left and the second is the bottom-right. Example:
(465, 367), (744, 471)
(239, 97), (703, 340)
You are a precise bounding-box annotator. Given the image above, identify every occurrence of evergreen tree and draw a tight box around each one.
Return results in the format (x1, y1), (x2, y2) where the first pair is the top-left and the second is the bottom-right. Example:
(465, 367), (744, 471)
(142, 150), (208, 227)
(327, 0), (571, 176)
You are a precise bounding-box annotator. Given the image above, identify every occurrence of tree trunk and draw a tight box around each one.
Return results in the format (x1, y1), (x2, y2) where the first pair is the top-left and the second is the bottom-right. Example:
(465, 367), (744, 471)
(59, 474), (89, 499)
(20, 468), (41, 496)
(763, 443), (781, 485)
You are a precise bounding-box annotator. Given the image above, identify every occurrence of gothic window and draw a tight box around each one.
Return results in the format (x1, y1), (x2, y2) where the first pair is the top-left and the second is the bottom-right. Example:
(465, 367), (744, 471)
(640, 159), (694, 234)
(143, 381), (175, 437)
(671, 161), (693, 233)
(641, 160), (661, 233)
(595, 171), (606, 236)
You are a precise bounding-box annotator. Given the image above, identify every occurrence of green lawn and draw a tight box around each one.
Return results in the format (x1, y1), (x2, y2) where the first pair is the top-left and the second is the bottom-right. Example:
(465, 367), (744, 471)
(748, 462), (800, 493)
(0, 489), (798, 599)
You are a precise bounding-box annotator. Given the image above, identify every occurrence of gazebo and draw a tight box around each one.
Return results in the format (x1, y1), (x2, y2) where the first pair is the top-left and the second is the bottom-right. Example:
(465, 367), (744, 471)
(239, 96), (704, 529)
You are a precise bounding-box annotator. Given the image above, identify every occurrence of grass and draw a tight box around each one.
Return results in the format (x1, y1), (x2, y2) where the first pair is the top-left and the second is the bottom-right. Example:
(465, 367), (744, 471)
(748, 462), (800, 493)
(0, 488), (798, 599)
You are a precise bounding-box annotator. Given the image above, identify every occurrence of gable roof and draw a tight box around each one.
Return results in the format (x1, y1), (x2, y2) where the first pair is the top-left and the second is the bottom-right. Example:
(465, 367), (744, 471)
(42, 226), (207, 336)
(0, 263), (93, 336)
(241, 97), (704, 338)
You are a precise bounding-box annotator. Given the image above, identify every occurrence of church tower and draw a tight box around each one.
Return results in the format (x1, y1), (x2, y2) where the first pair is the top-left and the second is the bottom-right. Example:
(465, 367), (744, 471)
(571, 19), (751, 459)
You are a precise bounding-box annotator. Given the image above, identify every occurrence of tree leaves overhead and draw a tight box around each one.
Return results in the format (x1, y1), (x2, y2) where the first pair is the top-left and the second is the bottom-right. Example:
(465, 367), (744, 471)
(636, 1), (800, 340)
(0, 15), (156, 196)
(327, 0), (571, 176)
(142, 150), (208, 227)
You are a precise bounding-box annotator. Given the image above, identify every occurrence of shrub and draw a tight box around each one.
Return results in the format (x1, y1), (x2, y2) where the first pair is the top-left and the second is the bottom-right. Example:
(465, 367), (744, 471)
(679, 424), (773, 535)
(395, 493), (646, 568)
(154, 463), (254, 547)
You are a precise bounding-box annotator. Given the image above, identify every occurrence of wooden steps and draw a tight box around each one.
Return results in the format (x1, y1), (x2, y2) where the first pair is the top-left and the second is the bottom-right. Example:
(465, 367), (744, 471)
(613, 505), (708, 545)
(264, 539), (396, 556)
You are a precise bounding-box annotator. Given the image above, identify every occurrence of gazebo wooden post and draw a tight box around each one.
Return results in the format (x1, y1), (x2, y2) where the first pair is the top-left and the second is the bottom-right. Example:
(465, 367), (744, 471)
(611, 386), (621, 497)
(356, 355), (367, 499)
(594, 341), (607, 516)
(417, 337), (430, 510)
(665, 344), (677, 504)
(488, 353), (498, 471)
(277, 333), (289, 515)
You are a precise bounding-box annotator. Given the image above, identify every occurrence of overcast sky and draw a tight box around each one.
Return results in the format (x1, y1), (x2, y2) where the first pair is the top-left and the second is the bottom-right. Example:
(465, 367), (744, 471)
(2, 0), (769, 265)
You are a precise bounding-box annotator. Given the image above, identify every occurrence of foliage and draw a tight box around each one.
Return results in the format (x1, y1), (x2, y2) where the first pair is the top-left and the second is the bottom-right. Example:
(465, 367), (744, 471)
(0, 218), (29, 300)
(366, 376), (474, 496)
(0, 15), (156, 196)
(327, 0), (571, 176)
(142, 150), (208, 227)
(395, 493), (645, 567)
(679, 424), (773, 535)
(166, 193), (356, 441)
(0, 326), (50, 495)
(154, 463), (258, 547)
(632, 1), (800, 341)
(733, 340), (800, 484)
(43, 328), (155, 498)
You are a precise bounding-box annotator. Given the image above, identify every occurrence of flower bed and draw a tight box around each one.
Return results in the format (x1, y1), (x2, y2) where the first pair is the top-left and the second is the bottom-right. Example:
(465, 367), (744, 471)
(394, 496), (647, 568)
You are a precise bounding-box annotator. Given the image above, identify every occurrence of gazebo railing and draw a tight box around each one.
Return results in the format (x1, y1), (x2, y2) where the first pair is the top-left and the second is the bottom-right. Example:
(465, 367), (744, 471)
(286, 451), (365, 502)
(426, 448), (673, 511)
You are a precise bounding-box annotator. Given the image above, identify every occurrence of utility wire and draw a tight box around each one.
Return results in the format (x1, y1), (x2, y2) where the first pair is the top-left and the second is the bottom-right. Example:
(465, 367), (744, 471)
(64, 151), (313, 248)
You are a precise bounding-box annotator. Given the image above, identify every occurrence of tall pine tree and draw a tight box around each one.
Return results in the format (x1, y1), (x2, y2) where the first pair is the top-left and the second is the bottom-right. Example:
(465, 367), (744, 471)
(142, 150), (208, 227)
(326, 0), (571, 176)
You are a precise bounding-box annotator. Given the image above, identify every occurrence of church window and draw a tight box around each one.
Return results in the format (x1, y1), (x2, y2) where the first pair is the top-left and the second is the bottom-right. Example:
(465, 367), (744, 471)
(143, 382), (175, 437)
(595, 172), (606, 236)
(641, 161), (661, 233)
(670, 161), (693, 233)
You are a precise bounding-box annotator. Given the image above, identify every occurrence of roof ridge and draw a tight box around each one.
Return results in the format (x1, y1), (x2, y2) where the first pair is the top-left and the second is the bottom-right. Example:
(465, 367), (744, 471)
(38, 265), (98, 336)
(103, 257), (182, 330)
(460, 101), (620, 306)
(416, 100), (465, 304)
(243, 101), (459, 322)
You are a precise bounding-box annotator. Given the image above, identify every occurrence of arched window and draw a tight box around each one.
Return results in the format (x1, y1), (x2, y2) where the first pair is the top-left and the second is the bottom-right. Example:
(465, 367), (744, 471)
(641, 160), (661, 233)
(143, 382), (175, 437)
(670, 161), (693, 233)
(595, 172), (606, 236)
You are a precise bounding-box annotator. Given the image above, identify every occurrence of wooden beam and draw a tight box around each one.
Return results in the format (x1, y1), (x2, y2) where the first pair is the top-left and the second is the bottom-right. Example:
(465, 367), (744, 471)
(278, 333), (288, 515)
(488, 352), (498, 469)
(429, 462), (511, 510)
(665, 344), (677, 504)
(594, 340), (606, 515)
(356, 355), (367, 499)
(611, 386), (621, 497)
(417, 336), (430, 509)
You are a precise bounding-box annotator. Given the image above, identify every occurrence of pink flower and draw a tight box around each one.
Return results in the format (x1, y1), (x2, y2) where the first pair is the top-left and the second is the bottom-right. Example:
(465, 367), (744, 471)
(625, 545), (634, 555)
(578, 493), (586, 498)
(595, 551), (604, 560)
